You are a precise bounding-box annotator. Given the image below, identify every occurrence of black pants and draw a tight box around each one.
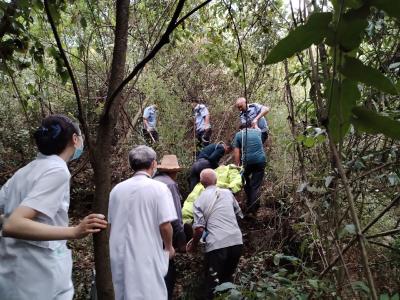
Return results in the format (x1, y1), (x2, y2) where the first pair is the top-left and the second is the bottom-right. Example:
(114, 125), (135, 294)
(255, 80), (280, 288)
(189, 158), (211, 190)
(142, 128), (159, 143)
(164, 259), (176, 300)
(243, 162), (266, 213)
(261, 131), (268, 144)
(196, 128), (212, 148)
(205, 244), (243, 299)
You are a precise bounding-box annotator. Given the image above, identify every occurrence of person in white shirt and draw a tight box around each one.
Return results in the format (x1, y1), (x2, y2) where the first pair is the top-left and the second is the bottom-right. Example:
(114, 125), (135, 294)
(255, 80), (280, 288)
(191, 99), (212, 148)
(0, 114), (108, 300)
(108, 145), (177, 300)
(187, 168), (243, 299)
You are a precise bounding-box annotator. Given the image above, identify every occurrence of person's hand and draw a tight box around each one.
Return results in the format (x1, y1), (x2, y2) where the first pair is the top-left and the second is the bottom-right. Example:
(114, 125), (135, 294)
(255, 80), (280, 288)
(186, 238), (197, 253)
(251, 119), (259, 128)
(73, 214), (108, 239)
(166, 246), (176, 259)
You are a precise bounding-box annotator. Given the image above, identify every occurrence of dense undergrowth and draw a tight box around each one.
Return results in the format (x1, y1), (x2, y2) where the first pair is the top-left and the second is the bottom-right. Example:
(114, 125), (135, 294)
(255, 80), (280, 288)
(1, 0), (400, 299)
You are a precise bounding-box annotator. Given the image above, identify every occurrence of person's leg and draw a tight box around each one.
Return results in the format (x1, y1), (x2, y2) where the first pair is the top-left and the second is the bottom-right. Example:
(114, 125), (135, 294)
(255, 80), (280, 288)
(205, 248), (226, 299)
(261, 131), (268, 144)
(248, 162), (266, 213)
(219, 245), (243, 283)
(189, 159), (211, 190)
(196, 130), (204, 149)
(243, 166), (253, 210)
(202, 128), (212, 147)
(151, 130), (159, 142)
(164, 259), (176, 300)
(189, 161), (201, 191)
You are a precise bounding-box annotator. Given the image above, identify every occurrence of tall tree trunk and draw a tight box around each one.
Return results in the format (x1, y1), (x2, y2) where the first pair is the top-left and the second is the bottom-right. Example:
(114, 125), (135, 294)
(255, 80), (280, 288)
(92, 0), (130, 299)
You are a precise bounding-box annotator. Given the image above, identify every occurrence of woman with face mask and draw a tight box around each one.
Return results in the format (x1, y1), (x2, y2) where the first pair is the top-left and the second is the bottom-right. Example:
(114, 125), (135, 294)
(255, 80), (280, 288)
(0, 114), (108, 300)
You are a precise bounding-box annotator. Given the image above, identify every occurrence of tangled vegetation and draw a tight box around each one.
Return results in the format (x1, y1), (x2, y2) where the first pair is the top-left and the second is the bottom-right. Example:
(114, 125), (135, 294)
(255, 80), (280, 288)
(0, 0), (399, 299)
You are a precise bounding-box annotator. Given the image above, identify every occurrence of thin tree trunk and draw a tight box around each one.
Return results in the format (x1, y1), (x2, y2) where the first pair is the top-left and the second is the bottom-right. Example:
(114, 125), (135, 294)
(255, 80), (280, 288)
(92, 0), (130, 299)
(328, 138), (378, 300)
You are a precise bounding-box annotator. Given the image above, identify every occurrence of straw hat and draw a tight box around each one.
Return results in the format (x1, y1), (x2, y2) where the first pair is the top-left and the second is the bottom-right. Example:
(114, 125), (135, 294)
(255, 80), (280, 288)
(157, 155), (182, 172)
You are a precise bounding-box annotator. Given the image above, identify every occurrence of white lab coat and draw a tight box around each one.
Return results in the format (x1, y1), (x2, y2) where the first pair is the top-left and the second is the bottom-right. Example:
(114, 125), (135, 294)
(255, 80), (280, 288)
(0, 154), (74, 300)
(109, 172), (177, 300)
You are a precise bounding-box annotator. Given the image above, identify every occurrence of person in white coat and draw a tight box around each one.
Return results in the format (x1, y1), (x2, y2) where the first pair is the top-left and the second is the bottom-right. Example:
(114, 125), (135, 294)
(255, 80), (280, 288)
(0, 114), (108, 300)
(108, 145), (177, 300)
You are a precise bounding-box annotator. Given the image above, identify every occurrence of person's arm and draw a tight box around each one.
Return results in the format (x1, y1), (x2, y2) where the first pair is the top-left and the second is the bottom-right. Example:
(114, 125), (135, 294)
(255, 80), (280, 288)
(204, 114), (210, 128)
(160, 222), (175, 259)
(186, 226), (204, 253)
(251, 105), (270, 127)
(2, 206), (107, 240)
(234, 147), (241, 166)
(232, 196), (244, 219)
(208, 145), (225, 167)
(143, 117), (150, 130)
(203, 106), (210, 129)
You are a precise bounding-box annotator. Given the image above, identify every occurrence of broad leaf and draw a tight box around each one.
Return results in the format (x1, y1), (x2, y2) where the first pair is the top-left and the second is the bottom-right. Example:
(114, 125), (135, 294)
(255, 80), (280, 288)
(352, 281), (370, 295)
(336, 7), (369, 51)
(327, 79), (359, 143)
(330, 0), (364, 9)
(265, 12), (332, 65)
(370, 0), (400, 19)
(350, 107), (400, 140)
(214, 282), (236, 292)
(339, 56), (398, 95)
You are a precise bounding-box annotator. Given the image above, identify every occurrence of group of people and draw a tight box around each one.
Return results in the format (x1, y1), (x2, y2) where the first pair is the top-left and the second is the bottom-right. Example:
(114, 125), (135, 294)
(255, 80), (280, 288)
(142, 99), (212, 147)
(0, 96), (270, 300)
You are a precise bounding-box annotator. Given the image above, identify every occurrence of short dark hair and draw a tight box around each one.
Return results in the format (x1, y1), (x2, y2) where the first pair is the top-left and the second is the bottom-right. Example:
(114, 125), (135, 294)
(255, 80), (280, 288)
(239, 122), (252, 130)
(34, 114), (80, 155)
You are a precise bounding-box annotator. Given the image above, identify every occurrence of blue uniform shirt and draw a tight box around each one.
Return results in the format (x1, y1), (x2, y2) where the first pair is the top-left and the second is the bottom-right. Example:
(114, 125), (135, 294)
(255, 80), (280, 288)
(194, 104), (209, 132)
(233, 128), (266, 165)
(239, 103), (268, 132)
(143, 105), (157, 129)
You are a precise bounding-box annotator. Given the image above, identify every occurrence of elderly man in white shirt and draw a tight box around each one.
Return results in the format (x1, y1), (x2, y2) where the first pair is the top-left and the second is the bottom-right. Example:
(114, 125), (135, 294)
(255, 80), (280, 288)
(108, 145), (177, 300)
(187, 168), (243, 299)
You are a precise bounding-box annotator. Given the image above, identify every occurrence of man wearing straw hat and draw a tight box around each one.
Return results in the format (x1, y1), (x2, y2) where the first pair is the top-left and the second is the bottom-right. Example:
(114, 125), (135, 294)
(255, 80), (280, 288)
(154, 155), (186, 300)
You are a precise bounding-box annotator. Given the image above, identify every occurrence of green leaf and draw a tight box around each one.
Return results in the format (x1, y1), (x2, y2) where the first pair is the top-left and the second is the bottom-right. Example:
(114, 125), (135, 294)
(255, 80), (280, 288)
(339, 56), (398, 95)
(327, 79), (359, 143)
(351, 107), (400, 140)
(265, 12), (332, 65)
(303, 136), (315, 148)
(330, 0), (364, 9)
(214, 282), (236, 292)
(273, 253), (283, 266)
(380, 294), (390, 300)
(369, 0), (400, 19)
(336, 7), (369, 51)
(80, 16), (87, 29)
(352, 281), (370, 295)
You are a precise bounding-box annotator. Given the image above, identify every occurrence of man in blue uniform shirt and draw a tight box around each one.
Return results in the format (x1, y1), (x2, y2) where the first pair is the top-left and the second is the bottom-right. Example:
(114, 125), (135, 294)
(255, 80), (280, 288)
(235, 97), (270, 144)
(191, 100), (211, 147)
(143, 104), (159, 143)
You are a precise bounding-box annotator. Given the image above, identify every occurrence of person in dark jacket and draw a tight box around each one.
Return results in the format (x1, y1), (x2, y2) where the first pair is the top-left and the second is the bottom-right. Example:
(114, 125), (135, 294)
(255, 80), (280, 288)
(153, 155), (186, 300)
(189, 143), (232, 191)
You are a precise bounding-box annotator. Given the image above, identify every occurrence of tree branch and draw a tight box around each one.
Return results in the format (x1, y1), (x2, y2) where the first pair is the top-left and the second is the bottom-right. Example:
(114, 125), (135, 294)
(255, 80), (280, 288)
(43, 0), (92, 149)
(102, 0), (212, 120)
(320, 192), (400, 277)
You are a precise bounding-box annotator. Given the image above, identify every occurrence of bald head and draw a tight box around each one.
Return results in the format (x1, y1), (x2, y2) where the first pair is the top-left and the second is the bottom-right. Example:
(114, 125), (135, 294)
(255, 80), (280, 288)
(235, 97), (247, 112)
(200, 168), (217, 187)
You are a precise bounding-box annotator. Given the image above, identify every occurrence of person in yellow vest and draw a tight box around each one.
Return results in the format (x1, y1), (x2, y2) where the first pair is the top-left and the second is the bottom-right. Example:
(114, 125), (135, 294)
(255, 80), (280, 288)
(182, 164), (242, 224)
